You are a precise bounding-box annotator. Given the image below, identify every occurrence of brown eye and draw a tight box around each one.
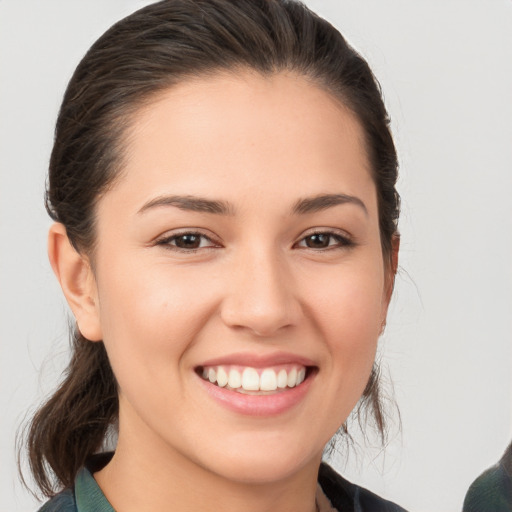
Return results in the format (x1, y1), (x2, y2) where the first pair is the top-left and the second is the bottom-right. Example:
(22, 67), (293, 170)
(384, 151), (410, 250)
(156, 232), (217, 251)
(174, 234), (202, 249)
(297, 232), (353, 250)
(304, 233), (331, 248)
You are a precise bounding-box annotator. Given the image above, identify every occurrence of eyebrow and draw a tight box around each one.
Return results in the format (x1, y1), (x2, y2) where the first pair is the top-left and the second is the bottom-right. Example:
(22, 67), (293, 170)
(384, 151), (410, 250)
(138, 193), (367, 216)
(292, 193), (368, 216)
(138, 195), (234, 215)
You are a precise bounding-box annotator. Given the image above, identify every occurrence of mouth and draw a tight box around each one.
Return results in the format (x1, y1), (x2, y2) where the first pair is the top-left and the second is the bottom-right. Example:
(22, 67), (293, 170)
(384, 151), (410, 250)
(196, 364), (316, 395)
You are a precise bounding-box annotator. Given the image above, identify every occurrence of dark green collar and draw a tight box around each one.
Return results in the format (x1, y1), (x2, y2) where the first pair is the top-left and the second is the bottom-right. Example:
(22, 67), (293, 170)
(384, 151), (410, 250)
(75, 466), (114, 512)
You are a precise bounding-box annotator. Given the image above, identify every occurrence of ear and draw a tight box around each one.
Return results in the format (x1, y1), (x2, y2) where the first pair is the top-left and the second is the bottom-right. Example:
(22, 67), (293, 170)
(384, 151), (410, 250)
(381, 234), (400, 324)
(388, 233), (400, 296)
(48, 223), (103, 341)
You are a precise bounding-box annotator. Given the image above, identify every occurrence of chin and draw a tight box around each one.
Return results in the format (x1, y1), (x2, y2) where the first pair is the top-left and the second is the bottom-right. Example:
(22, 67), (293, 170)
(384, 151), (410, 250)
(200, 436), (322, 485)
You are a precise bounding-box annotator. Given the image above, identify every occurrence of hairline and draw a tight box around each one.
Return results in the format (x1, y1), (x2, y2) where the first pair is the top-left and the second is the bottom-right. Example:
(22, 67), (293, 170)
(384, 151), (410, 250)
(82, 66), (391, 268)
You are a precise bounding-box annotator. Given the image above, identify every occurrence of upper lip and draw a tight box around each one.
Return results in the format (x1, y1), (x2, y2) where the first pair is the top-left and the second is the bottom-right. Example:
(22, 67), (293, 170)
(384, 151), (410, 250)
(197, 351), (317, 369)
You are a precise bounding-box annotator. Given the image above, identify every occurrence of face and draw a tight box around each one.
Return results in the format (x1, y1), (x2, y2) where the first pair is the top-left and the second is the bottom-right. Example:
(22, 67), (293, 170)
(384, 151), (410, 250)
(84, 71), (393, 484)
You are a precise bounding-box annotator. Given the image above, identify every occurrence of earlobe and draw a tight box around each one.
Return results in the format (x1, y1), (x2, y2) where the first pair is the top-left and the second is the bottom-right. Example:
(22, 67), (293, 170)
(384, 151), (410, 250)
(48, 223), (103, 342)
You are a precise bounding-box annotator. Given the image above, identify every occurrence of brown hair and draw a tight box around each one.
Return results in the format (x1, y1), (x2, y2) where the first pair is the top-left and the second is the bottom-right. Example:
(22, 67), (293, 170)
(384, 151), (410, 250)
(24, 0), (400, 497)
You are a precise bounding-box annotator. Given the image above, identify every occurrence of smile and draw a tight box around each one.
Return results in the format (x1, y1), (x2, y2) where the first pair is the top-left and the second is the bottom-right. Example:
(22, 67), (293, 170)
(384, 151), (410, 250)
(199, 365), (307, 393)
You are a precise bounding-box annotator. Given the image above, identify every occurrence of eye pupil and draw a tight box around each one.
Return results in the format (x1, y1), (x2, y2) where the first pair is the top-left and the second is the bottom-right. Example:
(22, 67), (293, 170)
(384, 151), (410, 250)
(176, 234), (201, 248)
(306, 234), (330, 248)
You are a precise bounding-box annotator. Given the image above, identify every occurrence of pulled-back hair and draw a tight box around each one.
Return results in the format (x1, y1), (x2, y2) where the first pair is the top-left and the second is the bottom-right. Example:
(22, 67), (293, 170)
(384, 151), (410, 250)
(24, 0), (399, 498)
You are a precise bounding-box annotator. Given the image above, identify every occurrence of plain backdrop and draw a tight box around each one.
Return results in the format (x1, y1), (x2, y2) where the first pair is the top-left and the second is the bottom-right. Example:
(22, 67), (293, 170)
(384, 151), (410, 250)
(1, 1), (511, 511)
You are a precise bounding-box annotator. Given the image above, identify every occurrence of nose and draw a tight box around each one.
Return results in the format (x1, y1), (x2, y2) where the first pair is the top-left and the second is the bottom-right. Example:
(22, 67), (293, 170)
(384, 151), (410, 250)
(220, 247), (301, 337)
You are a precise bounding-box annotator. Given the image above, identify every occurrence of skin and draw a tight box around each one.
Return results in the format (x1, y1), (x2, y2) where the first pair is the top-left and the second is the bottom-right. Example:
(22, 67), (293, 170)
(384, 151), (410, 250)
(49, 70), (397, 512)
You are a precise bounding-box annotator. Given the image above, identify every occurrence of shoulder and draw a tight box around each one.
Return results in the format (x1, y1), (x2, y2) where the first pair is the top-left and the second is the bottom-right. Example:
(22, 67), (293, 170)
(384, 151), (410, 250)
(462, 460), (512, 512)
(35, 453), (114, 512)
(37, 489), (76, 512)
(318, 463), (408, 512)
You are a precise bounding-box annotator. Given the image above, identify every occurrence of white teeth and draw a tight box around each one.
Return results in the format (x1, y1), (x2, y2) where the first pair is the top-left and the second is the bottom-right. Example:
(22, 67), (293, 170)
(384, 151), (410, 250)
(277, 369), (288, 388)
(260, 369), (277, 391)
(287, 367), (298, 388)
(228, 368), (242, 388)
(216, 366), (228, 387)
(201, 365), (309, 392)
(242, 368), (260, 391)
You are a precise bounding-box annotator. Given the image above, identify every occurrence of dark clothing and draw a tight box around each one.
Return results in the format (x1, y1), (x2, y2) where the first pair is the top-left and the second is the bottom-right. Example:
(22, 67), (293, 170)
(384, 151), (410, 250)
(38, 453), (114, 512)
(38, 453), (407, 511)
(317, 463), (407, 512)
(463, 442), (512, 512)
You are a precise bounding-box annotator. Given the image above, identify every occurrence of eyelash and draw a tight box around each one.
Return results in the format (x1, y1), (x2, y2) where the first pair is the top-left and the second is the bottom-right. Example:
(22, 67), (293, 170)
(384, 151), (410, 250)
(155, 230), (354, 253)
(295, 230), (354, 251)
(155, 231), (219, 252)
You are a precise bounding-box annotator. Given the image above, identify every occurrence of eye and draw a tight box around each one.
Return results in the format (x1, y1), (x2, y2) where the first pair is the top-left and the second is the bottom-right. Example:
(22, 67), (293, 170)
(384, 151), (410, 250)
(156, 232), (218, 251)
(296, 231), (353, 250)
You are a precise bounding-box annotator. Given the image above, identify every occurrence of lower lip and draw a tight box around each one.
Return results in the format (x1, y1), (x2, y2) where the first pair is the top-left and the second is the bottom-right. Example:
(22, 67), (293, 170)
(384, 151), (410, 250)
(198, 372), (315, 416)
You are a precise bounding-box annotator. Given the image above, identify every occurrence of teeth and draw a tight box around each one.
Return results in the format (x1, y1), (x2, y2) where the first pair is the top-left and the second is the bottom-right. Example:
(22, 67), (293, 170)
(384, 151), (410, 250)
(260, 369), (277, 391)
(242, 368), (260, 391)
(216, 367), (228, 387)
(200, 365), (308, 392)
(287, 368), (297, 388)
(277, 369), (288, 388)
(228, 368), (242, 388)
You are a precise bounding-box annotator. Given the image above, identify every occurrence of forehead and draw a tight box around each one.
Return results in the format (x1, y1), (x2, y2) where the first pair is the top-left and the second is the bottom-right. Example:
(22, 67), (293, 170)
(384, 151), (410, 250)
(107, 70), (376, 215)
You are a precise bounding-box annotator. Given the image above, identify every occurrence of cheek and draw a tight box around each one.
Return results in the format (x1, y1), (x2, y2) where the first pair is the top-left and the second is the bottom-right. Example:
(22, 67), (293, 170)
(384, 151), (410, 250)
(94, 262), (212, 386)
(305, 262), (385, 390)
(308, 259), (385, 336)
(98, 257), (209, 331)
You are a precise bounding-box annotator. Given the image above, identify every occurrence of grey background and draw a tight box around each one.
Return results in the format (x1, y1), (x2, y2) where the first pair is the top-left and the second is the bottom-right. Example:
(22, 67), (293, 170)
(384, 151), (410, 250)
(1, 1), (511, 510)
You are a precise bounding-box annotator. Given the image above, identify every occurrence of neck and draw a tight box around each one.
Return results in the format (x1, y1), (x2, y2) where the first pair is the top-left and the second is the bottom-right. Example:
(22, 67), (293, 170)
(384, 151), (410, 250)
(94, 415), (321, 512)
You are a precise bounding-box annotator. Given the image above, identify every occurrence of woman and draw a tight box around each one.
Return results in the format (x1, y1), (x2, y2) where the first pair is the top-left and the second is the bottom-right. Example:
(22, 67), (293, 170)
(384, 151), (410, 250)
(25, 0), (404, 510)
